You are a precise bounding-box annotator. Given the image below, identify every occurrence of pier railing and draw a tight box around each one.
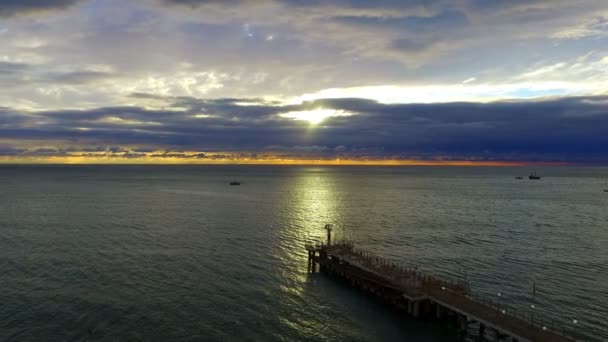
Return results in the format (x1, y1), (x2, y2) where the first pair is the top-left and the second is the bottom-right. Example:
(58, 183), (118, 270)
(308, 240), (580, 341)
(465, 292), (580, 340)
(321, 240), (471, 294)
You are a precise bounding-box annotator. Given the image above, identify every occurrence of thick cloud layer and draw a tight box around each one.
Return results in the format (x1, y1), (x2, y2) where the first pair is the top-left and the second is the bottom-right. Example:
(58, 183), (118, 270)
(1, 96), (607, 162)
(1, 0), (607, 107)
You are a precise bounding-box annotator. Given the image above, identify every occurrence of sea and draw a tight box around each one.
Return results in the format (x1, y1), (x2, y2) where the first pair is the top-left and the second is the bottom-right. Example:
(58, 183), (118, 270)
(0, 165), (606, 341)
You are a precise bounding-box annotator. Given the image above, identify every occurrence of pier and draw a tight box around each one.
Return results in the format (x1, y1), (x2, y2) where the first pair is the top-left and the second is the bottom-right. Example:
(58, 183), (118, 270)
(305, 224), (577, 342)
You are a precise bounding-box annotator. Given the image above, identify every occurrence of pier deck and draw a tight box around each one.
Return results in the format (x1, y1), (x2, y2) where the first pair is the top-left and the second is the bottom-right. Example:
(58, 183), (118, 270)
(306, 241), (577, 342)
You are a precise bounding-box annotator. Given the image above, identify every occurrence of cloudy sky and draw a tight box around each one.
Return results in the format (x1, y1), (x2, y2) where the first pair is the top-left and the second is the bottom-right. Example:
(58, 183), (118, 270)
(1, 0), (607, 164)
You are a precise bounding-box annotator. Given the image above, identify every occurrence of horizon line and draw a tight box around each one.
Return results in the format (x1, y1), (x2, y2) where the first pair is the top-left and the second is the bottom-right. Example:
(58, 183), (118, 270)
(0, 157), (577, 167)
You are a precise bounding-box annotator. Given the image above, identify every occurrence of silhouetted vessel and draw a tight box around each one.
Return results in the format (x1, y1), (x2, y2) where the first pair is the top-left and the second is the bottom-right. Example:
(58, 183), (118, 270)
(229, 181), (241, 185)
(515, 176), (523, 179)
(528, 172), (541, 180)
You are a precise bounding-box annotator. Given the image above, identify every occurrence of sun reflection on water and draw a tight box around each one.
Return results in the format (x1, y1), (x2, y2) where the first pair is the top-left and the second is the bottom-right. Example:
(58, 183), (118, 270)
(269, 168), (345, 334)
(287, 168), (342, 245)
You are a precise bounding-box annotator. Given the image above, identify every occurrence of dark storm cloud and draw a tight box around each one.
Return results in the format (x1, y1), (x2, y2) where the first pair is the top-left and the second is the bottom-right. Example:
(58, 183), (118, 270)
(354, 98), (608, 160)
(391, 37), (438, 51)
(0, 0), (83, 17)
(184, 0), (582, 14)
(332, 10), (468, 30)
(0, 62), (34, 87)
(46, 70), (114, 85)
(0, 107), (31, 126)
(332, 9), (467, 51)
(0, 146), (27, 156)
(469, 0), (560, 13)
(159, 0), (241, 7)
(0, 62), (30, 75)
(1, 96), (607, 162)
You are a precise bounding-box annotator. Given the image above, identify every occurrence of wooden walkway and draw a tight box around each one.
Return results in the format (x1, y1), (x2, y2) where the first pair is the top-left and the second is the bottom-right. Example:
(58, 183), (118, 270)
(307, 242), (577, 342)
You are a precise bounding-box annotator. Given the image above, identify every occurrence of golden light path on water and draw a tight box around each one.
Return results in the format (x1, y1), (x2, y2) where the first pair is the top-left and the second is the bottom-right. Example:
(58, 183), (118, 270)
(272, 168), (348, 337)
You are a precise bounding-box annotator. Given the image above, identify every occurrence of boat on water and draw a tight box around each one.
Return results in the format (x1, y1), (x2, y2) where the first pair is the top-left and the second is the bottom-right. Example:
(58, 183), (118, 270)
(229, 181), (241, 185)
(515, 176), (523, 179)
(529, 172), (541, 180)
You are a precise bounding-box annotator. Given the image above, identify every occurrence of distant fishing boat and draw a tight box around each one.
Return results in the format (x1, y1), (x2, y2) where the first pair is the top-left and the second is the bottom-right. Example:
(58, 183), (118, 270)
(529, 172), (541, 180)
(515, 176), (523, 179)
(229, 181), (241, 186)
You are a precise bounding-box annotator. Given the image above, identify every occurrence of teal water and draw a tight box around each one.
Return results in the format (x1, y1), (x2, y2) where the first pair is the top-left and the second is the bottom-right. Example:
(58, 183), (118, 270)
(0, 165), (606, 341)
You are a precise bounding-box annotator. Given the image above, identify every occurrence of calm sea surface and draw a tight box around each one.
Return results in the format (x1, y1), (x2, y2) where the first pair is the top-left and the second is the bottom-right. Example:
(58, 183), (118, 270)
(0, 165), (606, 341)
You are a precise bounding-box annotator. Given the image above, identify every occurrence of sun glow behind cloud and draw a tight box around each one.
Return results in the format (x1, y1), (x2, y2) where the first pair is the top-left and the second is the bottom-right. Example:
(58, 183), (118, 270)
(278, 109), (354, 125)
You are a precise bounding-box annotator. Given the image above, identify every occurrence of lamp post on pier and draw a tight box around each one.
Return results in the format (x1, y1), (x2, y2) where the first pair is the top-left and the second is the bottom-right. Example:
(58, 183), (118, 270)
(571, 319), (578, 337)
(530, 304), (535, 324)
(496, 292), (502, 309)
(325, 224), (333, 246)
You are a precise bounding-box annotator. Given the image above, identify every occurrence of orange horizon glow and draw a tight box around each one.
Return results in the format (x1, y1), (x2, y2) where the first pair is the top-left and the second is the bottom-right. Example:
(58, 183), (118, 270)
(0, 155), (570, 166)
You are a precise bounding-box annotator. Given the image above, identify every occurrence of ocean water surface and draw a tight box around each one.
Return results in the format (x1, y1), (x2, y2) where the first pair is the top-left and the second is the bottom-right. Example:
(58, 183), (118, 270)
(0, 165), (606, 341)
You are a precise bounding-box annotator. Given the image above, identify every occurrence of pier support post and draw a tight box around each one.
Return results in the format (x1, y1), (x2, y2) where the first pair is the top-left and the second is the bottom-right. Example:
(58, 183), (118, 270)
(412, 301), (420, 318)
(307, 251), (311, 272)
(458, 314), (468, 331)
(308, 250), (317, 273)
(478, 323), (485, 341)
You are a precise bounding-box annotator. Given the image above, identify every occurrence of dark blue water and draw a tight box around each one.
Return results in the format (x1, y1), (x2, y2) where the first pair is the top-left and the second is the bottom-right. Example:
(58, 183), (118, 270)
(1, 165), (606, 341)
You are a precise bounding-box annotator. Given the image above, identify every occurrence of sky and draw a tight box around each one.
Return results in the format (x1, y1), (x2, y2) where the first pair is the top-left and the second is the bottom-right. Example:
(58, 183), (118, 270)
(0, 0), (607, 164)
